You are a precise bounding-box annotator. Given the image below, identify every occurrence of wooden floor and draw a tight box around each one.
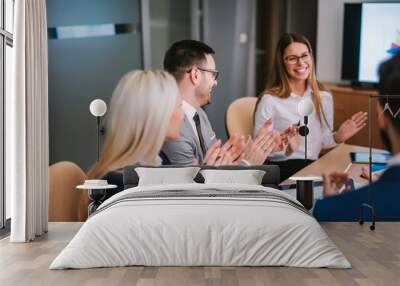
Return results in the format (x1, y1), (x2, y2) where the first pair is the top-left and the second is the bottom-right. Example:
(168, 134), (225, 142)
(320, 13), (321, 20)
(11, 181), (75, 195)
(0, 222), (399, 286)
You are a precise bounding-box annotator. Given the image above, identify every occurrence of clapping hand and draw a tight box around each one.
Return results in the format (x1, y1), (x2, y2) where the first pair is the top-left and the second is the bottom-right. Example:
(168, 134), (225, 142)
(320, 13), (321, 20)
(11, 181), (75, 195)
(202, 134), (246, 166)
(243, 119), (278, 165)
(224, 134), (246, 165)
(334, 112), (368, 143)
(273, 123), (300, 155)
(322, 172), (351, 197)
(281, 123), (300, 156)
(202, 140), (226, 166)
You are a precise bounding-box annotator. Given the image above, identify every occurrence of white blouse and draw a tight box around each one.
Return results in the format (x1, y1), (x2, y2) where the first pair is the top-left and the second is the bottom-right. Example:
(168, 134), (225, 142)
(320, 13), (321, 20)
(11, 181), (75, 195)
(254, 88), (337, 161)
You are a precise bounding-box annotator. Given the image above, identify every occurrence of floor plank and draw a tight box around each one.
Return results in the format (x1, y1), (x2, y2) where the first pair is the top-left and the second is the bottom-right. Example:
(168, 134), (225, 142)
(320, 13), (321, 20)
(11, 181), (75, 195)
(0, 222), (399, 286)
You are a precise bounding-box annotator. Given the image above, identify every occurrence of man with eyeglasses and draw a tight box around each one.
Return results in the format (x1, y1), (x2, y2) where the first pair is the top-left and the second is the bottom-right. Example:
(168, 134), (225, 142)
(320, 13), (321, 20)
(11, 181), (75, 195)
(161, 40), (280, 166)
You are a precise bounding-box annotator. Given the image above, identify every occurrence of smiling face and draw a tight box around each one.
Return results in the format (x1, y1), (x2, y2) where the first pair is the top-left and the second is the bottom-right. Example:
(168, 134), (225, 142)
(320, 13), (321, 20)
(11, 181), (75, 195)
(283, 42), (312, 83)
(195, 54), (218, 107)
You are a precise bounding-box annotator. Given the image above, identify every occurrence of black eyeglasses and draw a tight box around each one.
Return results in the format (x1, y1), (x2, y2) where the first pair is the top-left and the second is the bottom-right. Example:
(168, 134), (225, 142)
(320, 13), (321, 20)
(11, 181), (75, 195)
(284, 53), (311, 65)
(187, 66), (219, 80)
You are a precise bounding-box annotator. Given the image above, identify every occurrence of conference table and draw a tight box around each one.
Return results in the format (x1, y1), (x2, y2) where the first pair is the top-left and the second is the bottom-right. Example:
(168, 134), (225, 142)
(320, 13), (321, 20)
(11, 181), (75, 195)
(278, 144), (389, 206)
(280, 144), (380, 187)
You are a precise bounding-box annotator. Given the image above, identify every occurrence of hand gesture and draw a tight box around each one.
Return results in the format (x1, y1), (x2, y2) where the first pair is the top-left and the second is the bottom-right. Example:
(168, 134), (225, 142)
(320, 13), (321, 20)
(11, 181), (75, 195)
(243, 119), (277, 164)
(202, 140), (223, 165)
(243, 133), (277, 165)
(322, 172), (351, 197)
(202, 135), (246, 166)
(221, 134), (246, 165)
(273, 123), (300, 155)
(281, 123), (300, 156)
(334, 112), (367, 143)
(360, 167), (380, 182)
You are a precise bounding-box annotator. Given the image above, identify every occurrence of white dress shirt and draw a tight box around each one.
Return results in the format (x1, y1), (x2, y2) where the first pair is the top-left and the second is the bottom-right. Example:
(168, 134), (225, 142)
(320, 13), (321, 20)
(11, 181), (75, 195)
(387, 153), (400, 167)
(155, 156), (163, 166)
(182, 100), (200, 141)
(254, 88), (337, 161)
(369, 152), (400, 181)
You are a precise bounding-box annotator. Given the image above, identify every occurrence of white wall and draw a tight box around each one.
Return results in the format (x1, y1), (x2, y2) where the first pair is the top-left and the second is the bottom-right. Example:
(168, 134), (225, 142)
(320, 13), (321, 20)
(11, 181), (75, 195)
(316, 0), (360, 83)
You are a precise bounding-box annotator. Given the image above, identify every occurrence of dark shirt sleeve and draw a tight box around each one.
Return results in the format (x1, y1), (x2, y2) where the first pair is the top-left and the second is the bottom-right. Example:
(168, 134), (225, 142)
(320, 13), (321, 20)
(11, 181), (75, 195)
(313, 185), (369, 221)
(102, 171), (124, 199)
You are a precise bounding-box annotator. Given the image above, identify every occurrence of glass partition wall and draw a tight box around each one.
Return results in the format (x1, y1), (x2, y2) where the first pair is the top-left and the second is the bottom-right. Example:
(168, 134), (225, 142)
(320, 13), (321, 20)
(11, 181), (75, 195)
(47, 0), (201, 171)
(148, 0), (199, 68)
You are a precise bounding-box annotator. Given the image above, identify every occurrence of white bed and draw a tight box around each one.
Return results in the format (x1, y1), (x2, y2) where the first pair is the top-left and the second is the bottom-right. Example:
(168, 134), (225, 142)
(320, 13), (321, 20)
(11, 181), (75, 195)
(50, 183), (350, 269)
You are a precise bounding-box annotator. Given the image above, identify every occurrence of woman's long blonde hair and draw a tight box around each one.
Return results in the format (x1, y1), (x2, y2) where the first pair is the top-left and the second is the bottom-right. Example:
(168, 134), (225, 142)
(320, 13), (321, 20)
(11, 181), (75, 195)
(87, 70), (179, 179)
(256, 33), (329, 126)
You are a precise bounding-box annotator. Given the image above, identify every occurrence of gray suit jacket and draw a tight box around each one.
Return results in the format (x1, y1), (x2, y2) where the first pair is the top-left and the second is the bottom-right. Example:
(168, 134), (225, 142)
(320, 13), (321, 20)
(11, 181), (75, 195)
(162, 107), (217, 165)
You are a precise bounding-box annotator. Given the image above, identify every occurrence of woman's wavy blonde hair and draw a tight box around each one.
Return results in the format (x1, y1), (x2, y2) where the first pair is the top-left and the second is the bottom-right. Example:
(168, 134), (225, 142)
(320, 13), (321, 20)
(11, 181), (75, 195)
(87, 70), (179, 179)
(256, 33), (329, 126)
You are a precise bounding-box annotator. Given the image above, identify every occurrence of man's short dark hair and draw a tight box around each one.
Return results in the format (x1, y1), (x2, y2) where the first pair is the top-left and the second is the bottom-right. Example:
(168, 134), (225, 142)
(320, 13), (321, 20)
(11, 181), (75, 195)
(378, 53), (400, 132)
(163, 40), (215, 82)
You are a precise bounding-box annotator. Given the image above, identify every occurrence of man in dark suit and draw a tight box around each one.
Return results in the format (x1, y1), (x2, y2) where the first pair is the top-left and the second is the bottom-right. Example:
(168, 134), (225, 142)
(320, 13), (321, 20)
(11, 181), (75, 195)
(161, 40), (295, 166)
(314, 53), (400, 221)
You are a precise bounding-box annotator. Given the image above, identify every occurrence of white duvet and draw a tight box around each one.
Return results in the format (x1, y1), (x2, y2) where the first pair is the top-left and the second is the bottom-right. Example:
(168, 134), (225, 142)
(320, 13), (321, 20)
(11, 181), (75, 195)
(50, 183), (350, 269)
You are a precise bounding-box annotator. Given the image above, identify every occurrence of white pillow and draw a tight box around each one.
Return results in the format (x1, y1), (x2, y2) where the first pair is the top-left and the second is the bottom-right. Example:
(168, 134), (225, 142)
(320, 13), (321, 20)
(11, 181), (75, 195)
(135, 167), (200, 186)
(200, 169), (266, 185)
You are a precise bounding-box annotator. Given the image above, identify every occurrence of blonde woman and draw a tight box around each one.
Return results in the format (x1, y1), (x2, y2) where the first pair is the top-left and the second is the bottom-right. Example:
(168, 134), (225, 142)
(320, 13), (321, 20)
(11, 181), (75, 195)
(254, 33), (367, 181)
(87, 70), (183, 179)
(77, 70), (184, 219)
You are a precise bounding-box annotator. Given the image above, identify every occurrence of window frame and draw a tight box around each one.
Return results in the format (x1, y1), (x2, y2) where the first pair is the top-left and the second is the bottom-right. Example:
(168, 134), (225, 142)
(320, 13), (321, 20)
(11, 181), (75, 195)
(0, 0), (14, 231)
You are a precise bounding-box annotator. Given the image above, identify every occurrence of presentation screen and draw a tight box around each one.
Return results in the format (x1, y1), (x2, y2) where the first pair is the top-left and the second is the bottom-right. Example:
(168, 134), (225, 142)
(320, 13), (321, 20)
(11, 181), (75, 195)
(359, 3), (400, 83)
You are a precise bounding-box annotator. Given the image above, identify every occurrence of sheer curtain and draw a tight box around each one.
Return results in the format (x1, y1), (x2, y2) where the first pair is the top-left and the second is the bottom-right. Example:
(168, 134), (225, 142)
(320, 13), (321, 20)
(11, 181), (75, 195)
(7, 0), (49, 242)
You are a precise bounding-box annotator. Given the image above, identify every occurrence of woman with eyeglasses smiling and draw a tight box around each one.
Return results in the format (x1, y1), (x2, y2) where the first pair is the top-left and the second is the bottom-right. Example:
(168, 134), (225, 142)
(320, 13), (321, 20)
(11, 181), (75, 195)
(254, 33), (368, 181)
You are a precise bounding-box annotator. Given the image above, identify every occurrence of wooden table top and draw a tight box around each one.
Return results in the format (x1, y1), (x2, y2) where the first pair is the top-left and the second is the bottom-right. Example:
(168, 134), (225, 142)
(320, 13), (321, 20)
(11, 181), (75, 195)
(280, 144), (387, 186)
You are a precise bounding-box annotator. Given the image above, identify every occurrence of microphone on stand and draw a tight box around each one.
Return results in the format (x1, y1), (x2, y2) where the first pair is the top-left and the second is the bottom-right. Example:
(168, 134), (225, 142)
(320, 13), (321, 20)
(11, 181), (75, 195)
(290, 99), (316, 211)
(297, 98), (314, 161)
(89, 99), (107, 161)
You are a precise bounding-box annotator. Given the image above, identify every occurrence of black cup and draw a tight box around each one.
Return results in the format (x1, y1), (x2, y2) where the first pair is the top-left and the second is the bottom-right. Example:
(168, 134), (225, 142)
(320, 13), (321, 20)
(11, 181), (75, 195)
(296, 180), (314, 210)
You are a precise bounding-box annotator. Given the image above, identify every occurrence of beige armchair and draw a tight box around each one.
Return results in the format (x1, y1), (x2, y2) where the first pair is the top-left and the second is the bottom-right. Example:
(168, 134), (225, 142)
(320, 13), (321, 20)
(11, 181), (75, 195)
(49, 161), (89, 222)
(225, 97), (257, 137)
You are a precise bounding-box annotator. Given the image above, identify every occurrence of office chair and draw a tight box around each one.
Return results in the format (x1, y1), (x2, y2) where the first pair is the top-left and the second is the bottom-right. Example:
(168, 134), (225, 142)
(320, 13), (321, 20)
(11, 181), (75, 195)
(225, 97), (258, 137)
(49, 161), (88, 222)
